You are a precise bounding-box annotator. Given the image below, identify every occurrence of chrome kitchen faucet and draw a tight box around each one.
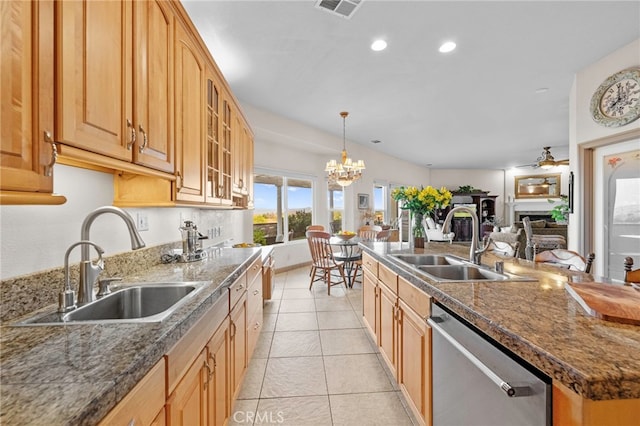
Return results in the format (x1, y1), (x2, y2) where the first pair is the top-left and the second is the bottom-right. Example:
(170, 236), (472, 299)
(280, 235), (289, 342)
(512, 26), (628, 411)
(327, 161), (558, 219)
(442, 206), (490, 265)
(77, 206), (146, 305)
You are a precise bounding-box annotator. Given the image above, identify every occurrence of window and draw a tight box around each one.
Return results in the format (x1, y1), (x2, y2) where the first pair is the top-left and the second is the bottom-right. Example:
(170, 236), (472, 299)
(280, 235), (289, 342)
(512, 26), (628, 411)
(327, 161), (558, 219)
(373, 183), (386, 225)
(253, 172), (314, 245)
(328, 183), (344, 234)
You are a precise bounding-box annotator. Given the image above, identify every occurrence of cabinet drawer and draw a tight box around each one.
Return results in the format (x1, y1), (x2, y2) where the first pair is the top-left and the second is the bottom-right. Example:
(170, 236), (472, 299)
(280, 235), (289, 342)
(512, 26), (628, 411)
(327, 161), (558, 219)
(398, 276), (431, 320)
(246, 256), (262, 289)
(247, 308), (263, 360)
(362, 252), (378, 276)
(378, 263), (398, 294)
(165, 294), (227, 395)
(99, 358), (165, 426)
(229, 273), (247, 310)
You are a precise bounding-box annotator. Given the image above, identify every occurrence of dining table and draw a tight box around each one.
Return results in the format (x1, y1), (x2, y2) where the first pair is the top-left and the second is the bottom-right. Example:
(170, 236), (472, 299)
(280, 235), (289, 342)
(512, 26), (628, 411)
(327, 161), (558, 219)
(329, 236), (362, 288)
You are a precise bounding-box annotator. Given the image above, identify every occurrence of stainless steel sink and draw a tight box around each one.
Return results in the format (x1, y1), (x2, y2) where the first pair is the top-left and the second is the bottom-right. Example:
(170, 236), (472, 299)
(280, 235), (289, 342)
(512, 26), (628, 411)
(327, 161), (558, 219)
(388, 253), (535, 283)
(417, 265), (510, 281)
(15, 282), (207, 325)
(390, 253), (465, 267)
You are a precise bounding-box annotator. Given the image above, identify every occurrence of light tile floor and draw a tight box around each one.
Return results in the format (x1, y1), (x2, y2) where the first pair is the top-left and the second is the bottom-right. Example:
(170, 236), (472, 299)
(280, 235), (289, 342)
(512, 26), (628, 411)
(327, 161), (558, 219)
(230, 266), (418, 426)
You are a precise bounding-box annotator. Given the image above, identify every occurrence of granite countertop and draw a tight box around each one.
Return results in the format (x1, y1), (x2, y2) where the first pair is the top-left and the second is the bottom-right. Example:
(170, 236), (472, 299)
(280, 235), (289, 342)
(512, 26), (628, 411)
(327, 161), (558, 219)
(0, 247), (263, 426)
(361, 242), (640, 401)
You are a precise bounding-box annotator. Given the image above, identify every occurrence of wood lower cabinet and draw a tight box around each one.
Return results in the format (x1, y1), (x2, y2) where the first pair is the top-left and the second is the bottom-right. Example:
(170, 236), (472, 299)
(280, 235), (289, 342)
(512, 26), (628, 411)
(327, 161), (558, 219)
(378, 281), (398, 377)
(98, 359), (166, 426)
(230, 292), (247, 400)
(206, 318), (230, 426)
(167, 349), (207, 426)
(0, 0), (65, 205)
(262, 250), (275, 300)
(397, 298), (431, 426)
(366, 258), (433, 426)
(362, 269), (378, 339)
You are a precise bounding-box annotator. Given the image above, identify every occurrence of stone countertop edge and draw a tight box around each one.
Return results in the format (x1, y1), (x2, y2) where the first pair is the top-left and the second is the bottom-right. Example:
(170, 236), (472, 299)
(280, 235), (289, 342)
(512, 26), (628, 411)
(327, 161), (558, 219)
(0, 248), (262, 426)
(359, 242), (640, 401)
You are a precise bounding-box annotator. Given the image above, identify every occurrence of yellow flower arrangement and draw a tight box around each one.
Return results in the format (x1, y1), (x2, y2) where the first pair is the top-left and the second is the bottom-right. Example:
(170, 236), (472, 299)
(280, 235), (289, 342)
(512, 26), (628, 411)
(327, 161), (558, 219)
(391, 185), (453, 216)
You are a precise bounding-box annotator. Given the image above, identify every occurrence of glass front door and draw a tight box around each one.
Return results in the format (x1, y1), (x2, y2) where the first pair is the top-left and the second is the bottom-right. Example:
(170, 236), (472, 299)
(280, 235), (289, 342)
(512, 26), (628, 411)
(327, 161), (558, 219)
(595, 141), (640, 280)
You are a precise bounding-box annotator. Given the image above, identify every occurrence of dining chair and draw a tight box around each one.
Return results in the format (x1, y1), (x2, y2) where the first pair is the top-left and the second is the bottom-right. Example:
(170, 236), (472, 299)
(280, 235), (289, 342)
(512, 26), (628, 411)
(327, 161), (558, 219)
(624, 257), (640, 285)
(350, 228), (390, 286)
(483, 237), (520, 258)
(534, 249), (595, 273)
(306, 225), (325, 231)
(358, 225), (382, 241)
(305, 230), (347, 295)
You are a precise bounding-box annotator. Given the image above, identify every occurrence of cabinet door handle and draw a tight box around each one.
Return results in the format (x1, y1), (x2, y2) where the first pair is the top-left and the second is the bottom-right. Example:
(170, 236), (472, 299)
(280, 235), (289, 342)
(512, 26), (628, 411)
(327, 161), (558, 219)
(254, 321), (261, 330)
(230, 321), (236, 337)
(175, 171), (182, 190)
(209, 353), (217, 370)
(43, 131), (56, 177)
(236, 284), (244, 292)
(253, 289), (259, 296)
(138, 124), (148, 153)
(126, 119), (136, 150)
(203, 359), (212, 389)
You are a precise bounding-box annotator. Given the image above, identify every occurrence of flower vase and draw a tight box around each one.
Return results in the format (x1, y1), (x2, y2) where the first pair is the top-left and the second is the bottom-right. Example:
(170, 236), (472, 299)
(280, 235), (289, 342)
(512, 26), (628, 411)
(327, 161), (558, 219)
(412, 212), (425, 249)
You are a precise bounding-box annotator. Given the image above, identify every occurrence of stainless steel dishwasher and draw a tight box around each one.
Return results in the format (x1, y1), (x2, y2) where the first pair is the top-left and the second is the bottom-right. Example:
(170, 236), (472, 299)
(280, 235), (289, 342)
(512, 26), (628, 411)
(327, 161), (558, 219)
(428, 303), (550, 426)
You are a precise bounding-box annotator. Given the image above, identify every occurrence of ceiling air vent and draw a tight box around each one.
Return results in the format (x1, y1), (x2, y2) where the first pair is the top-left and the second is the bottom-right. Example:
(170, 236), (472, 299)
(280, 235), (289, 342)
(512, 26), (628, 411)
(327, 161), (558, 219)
(315, 0), (363, 19)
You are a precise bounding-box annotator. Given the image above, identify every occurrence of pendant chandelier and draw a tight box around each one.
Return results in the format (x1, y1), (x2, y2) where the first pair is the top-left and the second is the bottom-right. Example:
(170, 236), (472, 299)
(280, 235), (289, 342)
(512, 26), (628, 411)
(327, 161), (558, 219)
(325, 111), (365, 187)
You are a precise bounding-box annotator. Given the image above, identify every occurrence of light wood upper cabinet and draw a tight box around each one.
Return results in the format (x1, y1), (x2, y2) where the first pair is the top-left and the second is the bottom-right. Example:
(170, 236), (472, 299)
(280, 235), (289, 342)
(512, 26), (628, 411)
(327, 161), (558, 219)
(55, 0), (174, 174)
(174, 17), (205, 203)
(0, 0), (65, 204)
(133, 0), (174, 172)
(203, 70), (232, 206)
(231, 108), (254, 207)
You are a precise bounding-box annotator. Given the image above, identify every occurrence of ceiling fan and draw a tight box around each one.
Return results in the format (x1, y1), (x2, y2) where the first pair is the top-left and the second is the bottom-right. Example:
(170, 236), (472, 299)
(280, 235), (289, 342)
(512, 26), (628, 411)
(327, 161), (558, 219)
(518, 146), (569, 169)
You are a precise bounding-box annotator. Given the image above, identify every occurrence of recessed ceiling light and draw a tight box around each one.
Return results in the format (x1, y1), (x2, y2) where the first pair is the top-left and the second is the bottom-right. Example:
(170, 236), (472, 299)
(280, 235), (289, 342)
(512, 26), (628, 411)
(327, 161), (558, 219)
(371, 139), (382, 144)
(371, 39), (387, 51)
(439, 41), (456, 53)
(535, 87), (549, 94)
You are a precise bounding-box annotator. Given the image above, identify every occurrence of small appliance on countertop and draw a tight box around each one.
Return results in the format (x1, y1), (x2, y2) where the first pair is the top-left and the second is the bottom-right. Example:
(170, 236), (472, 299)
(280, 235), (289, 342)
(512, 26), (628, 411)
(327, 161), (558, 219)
(178, 220), (208, 262)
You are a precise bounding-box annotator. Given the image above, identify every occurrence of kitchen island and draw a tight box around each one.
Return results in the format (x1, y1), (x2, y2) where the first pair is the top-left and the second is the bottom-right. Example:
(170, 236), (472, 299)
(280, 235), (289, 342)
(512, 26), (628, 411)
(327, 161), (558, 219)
(360, 241), (640, 425)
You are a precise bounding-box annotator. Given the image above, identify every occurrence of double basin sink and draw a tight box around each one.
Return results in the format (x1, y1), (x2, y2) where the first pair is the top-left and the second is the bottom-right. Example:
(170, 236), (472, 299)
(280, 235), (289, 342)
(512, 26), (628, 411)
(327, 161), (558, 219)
(15, 282), (207, 326)
(389, 253), (533, 282)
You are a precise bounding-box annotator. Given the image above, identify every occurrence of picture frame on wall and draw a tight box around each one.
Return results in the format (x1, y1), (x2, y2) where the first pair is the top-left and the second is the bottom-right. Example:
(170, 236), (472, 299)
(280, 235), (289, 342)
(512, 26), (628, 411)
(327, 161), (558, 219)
(358, 193), (369, 210)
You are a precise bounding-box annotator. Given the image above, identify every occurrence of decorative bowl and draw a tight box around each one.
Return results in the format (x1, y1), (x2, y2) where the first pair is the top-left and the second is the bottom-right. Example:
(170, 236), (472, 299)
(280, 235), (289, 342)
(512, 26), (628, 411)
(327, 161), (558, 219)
(334, 233), (356, 241)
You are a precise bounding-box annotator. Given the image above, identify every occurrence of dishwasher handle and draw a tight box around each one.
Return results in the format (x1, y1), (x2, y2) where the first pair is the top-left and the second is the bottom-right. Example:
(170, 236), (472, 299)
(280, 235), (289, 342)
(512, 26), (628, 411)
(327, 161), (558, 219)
(428, 316), (532, 398)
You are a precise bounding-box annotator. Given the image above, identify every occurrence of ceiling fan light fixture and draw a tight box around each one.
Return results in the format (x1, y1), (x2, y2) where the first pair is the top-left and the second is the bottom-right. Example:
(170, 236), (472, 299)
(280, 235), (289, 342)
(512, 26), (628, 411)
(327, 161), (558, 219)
(537, 146), (558, 169)
(326, 112), (365, 187)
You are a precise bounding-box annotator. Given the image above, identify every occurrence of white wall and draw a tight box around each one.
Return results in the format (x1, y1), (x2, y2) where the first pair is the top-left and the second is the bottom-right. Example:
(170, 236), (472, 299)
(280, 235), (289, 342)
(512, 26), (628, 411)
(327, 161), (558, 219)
(0, 165), (251, 280)
(569, 38), (640, 267)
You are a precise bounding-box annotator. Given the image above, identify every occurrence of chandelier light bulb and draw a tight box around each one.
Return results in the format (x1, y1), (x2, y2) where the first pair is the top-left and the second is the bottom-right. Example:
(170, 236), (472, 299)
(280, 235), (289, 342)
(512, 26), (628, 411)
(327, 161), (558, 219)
(326, 112), (365, 187)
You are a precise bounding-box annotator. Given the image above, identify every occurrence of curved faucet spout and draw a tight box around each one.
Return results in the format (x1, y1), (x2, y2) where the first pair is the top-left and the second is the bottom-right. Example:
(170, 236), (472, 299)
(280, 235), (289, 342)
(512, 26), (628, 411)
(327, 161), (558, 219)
(442, 206), (483, 265)
(81, 206), (146, 250)
(78, 206), (146, 305)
